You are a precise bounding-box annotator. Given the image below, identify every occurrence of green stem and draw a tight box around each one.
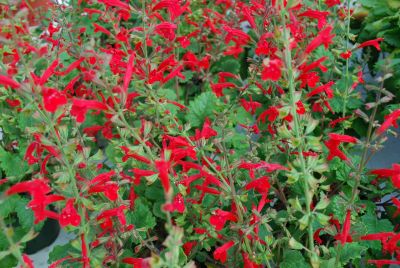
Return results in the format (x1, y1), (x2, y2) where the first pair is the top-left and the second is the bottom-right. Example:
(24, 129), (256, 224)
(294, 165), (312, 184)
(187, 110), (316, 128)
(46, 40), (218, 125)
(280, 4), (316, 261)
(341, 0), (352, 117)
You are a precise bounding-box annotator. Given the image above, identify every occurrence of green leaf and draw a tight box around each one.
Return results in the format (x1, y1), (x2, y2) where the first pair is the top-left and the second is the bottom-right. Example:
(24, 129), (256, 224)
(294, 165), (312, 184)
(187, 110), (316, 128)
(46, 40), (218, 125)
(280, 250), (310, 268)
(339, 242), (367, 264)
(185, 92), (218, 127)
(126, 198), (156, 230)
(15, 197), (34, 230)
(0, 147), (29, 181)
(48, 243), (78, 265)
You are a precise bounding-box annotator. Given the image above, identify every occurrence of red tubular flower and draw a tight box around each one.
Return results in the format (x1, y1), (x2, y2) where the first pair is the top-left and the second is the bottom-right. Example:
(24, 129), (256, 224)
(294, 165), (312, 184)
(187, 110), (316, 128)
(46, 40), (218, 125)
(307, 81), (335, 99)
(155, 159), (171, 194)
(298, 9), (330, 29)
(371, 164), (400, 189)
(241, 98), (262, 115)
(357, 38), (384, 51)
(155, 22), (177, 41)
(210, 82), (236, 97)
(22, 254), (34, 268)
(305, 25), (335, 54)
(258, 106), (279, 123)
(392, 197), (400, 218)
(163, 193), (185, 213)
(120, 146), (151, 164)
(340, 50), (352, 59)
(213, 241), (235, 263)
(325, 0), (341, 7)
(122, 257), (149, 268)
(335, 209), (352, 245)
(93, 23), (111, 35)
(39, 59), (59, 86)
(123, 52), (135, 93)
(377, 109), (400, 134)
(0, 74), (21, 89)
(71, 98), (108, 123)
(97, 205), (128, 227)
(183, 241), (197, 256)
(98, 0), (130, 10)
(42, 87), (67, 113)
(56, 57), (85, 76)
(261, 58), (282, 81)
(368, 260), (400, 268)
(193, 117), (218, 140)
(59, 199), (81, 227)
(324, 133), (358, 161)
(242, 252), (261, 268)
(210, 209), (237, 231)
(314, 228), (324, 244)
(88, 182), (119, 201)
(245, 176), (271, 194)
(81, 234), (90, 268)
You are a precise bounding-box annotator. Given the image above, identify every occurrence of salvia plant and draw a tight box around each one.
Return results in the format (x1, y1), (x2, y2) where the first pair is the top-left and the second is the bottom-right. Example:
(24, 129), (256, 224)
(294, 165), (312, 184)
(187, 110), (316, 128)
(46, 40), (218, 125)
(0, 0), (400, 267)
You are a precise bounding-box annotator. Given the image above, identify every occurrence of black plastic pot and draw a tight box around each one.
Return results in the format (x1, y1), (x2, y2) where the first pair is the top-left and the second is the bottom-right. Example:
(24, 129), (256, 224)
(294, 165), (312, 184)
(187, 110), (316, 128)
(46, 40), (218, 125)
(24, 215), (60, 254)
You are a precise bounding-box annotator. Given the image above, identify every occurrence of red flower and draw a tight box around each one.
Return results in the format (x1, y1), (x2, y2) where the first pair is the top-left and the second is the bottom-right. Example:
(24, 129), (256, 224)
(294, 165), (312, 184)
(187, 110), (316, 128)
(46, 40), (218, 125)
(298, 9), (330, 30)
(325, 0), (340, 7)
(21, 254), (34, 268)
(392, 197), (400, 218)
(377, 109), (400, 134)
(120, 146), (151, 164)
(305, 26), (335, 54)
(97, 205), (128, 227)
(93, 23), (111, 35)
(242, 252), (261, 268)
(314, 228), (324, 244)
(258, 106), (279, 123)
(371, 164), (400, 188)
(324, 133), (358, 161)
(155, 22), (177, 41)
(368, 260), (400, 268)
(307, 81), (334, 99)
(357, 38), (384, 51)
(122, 257), (149, 268)
(241, 98), (262, 115)
(340, 50), (352, 59)
(183, 241), (197, 256)
(163, 193), (185, 213)
(245, 176), (271, 194)
(59, 199), (81, 227)
(155, 159), (171, 194)
(5, 98), (21, 107)
(334, 209), (352, 245)
(38, 59), (59, 86)
(88, 182), (119, 201)
(42, 88), (67, 113)
(81, 234), (90, 268)
(0, 74), (21, 89)
(210, 82), (236, 97)
(261, 58), (282, 81)
(193, 117), (218, 140)
(213, 241), (235, 263)
(210, 209), (237, 231)
(6, 179), (65, 223)
(71, 98), (108, 123)
(98, 0), (130, 10)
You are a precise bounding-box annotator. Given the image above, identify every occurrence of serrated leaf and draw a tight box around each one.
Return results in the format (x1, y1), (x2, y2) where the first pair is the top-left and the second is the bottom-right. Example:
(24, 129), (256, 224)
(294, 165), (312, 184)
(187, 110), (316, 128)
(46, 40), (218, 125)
(0, 147), (29, 181)
(339, 243), (367, 264)
(280, 250), (310, 268)
(126, 198), (156, 231)
(185, 92), (217, 127)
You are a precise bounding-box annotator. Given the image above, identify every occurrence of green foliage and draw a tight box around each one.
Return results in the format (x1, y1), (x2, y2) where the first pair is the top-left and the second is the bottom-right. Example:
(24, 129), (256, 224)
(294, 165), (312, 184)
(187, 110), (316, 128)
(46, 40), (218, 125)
(185, 92), (218, 127)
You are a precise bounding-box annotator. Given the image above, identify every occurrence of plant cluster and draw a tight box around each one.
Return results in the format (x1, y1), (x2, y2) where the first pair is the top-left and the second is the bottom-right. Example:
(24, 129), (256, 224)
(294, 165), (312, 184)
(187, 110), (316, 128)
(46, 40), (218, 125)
(1, 0), (400, 267)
